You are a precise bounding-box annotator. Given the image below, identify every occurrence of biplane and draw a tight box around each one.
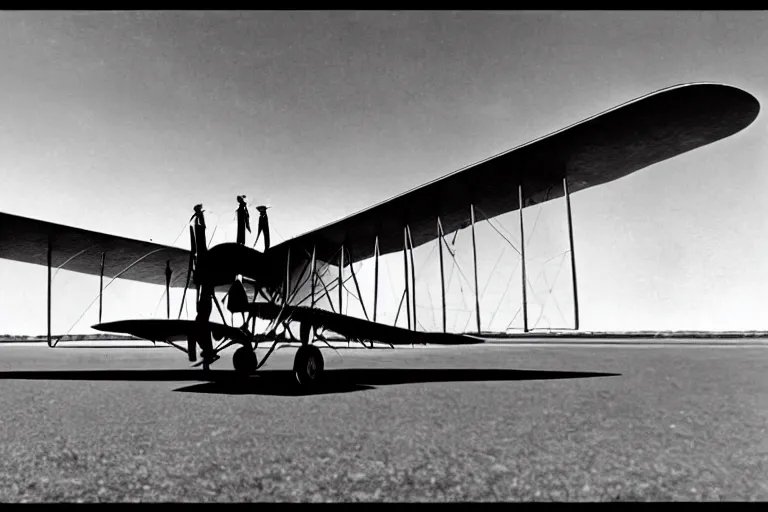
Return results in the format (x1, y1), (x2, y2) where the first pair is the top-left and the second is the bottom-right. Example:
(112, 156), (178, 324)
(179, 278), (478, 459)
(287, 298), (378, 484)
(0, 83), (760, 389)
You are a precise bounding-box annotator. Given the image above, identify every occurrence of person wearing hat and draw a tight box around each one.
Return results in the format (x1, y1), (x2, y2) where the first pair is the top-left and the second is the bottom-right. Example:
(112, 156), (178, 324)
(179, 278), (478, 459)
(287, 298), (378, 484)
(254, 205), (271, 251)
(235, 195), (251, 246)
(189, 203), (218, 368)
(190, 203), (207, 257)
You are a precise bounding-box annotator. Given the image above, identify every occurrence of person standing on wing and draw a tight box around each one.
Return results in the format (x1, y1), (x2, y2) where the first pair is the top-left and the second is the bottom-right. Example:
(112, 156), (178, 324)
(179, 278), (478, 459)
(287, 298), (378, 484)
(254, 205), (271, 252)
(230, 195), (251, 317)
(190, 203), (207, 257)
(235, 195), (251, 246)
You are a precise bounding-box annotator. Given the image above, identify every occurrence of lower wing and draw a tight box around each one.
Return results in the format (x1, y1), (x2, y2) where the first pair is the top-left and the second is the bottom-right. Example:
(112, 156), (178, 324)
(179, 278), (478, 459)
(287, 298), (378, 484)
(251, 303), (484, 346)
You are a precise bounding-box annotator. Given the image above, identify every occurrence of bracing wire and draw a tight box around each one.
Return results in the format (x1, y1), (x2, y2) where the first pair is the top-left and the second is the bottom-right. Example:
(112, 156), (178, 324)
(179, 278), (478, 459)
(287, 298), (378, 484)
(507, 306), (522, 331)
(444, 238), (474, 310)
(526, 201), (545, 246)
(53, 249), (88, 279)
(476, 190), (577, 331)
(488, 256), (521, 330)
(500, 257), (566, 332)
(475, 206), (521, 255)
(292, 260), (342, 309)
(525, 250), (571, 328)
(479, 246), (507, 304)
(384, 254), (399, 322)
(169, 222), (190, 247)
(533, 251), (569, 329)
(152, 288), (167, 318)
(461, 243), (512, 333)
(422, 285), (436, 331)
(57, 212), (192, 339)
(393, 289), (407, 327)
(56, 248), (166, 339)
(151, 263), (188, 319)
(474, 206), (520, 250)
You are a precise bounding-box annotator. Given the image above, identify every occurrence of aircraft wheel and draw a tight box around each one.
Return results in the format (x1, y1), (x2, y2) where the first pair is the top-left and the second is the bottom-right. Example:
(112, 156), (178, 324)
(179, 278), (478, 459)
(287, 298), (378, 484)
(233, 346), (257, 376)
(293, 345), (324, 389)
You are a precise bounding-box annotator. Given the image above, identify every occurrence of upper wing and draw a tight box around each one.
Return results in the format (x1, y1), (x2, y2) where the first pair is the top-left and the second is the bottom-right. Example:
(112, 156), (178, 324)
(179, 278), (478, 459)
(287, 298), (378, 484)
(0, 212), (191, 288)
(269, 82), (760, 267)
(2, 83), (759, 287)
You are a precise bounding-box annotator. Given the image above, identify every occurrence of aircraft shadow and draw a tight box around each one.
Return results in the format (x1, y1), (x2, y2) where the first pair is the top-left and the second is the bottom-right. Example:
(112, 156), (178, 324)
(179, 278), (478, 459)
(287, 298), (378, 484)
(178, 368), (620, 396)
(0, 367), (619, 396)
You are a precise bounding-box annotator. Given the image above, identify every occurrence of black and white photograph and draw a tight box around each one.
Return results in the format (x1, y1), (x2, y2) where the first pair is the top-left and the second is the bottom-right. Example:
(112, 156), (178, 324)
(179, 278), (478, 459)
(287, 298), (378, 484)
(0, 10), (766, 502)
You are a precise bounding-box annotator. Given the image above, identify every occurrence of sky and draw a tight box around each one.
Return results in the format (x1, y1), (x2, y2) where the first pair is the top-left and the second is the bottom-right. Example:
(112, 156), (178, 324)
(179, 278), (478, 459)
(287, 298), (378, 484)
(1, 10), (768, 334)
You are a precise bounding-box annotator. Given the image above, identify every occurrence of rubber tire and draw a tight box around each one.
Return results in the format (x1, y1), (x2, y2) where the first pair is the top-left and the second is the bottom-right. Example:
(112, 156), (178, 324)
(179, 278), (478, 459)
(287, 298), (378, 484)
(232, 346), (257, 376)
(293, 345), (324, 389)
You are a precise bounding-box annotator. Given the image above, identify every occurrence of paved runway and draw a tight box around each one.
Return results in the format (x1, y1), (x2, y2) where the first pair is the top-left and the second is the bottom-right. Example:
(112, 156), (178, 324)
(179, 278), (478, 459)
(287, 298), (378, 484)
(0, 341), (765, 502)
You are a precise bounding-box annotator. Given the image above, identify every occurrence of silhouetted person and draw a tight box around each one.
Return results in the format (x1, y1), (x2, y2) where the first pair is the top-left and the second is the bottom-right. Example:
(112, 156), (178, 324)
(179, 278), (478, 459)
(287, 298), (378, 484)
(195, 283), (217, 367)
(189, 203), (216, 367)
(190, 203), (207, 257)
(165, 260), (172, 319)
(255, 205), (270, 251)
(236, 195), (251, 245)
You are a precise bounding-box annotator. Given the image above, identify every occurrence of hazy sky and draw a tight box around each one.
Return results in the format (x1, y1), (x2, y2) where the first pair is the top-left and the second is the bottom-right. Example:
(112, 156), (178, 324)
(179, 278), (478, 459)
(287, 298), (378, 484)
(2, 11), (768, 334)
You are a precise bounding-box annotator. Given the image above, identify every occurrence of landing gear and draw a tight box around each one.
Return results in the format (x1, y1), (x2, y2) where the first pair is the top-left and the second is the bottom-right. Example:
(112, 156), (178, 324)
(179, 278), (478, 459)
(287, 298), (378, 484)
(293, 345), (324, 389)
(233, 346), (257, 376)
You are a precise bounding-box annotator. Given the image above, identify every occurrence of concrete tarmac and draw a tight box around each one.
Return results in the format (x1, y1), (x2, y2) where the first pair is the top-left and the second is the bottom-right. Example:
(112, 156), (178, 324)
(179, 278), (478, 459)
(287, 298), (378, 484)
(0, 342), (765, 502)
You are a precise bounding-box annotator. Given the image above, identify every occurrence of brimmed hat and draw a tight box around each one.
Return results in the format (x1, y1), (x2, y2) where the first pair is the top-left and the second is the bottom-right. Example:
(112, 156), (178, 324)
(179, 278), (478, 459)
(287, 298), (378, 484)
(256, 205), (270, 212)
(193, 203), (204, 212)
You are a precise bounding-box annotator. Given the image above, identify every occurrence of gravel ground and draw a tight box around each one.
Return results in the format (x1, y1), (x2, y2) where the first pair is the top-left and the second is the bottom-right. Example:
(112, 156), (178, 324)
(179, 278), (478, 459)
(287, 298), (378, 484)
(0, 342), (765, 502)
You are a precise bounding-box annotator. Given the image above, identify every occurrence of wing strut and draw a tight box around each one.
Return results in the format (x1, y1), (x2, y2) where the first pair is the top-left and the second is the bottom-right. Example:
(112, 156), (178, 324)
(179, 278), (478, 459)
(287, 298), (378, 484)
(564, 177), (580, 330)
(310, 246), (317, 308)
(402, 227), (411, 331)
(470, 205), (481, 334)
(338, 245), (344, 315)
(98, 252), (105, 323)
(165, 260), (172, 319)
(407, 226), (417, 331)
(373, 236), (379, 323)
(519, 184), (529, 333)
(437, 218), (447, 333)
(47, 233), (52, 347)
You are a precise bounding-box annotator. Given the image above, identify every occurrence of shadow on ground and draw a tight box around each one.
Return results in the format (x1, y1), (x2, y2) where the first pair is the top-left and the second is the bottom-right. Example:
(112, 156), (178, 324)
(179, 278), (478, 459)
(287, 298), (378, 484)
(0, 368), (620, 396)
